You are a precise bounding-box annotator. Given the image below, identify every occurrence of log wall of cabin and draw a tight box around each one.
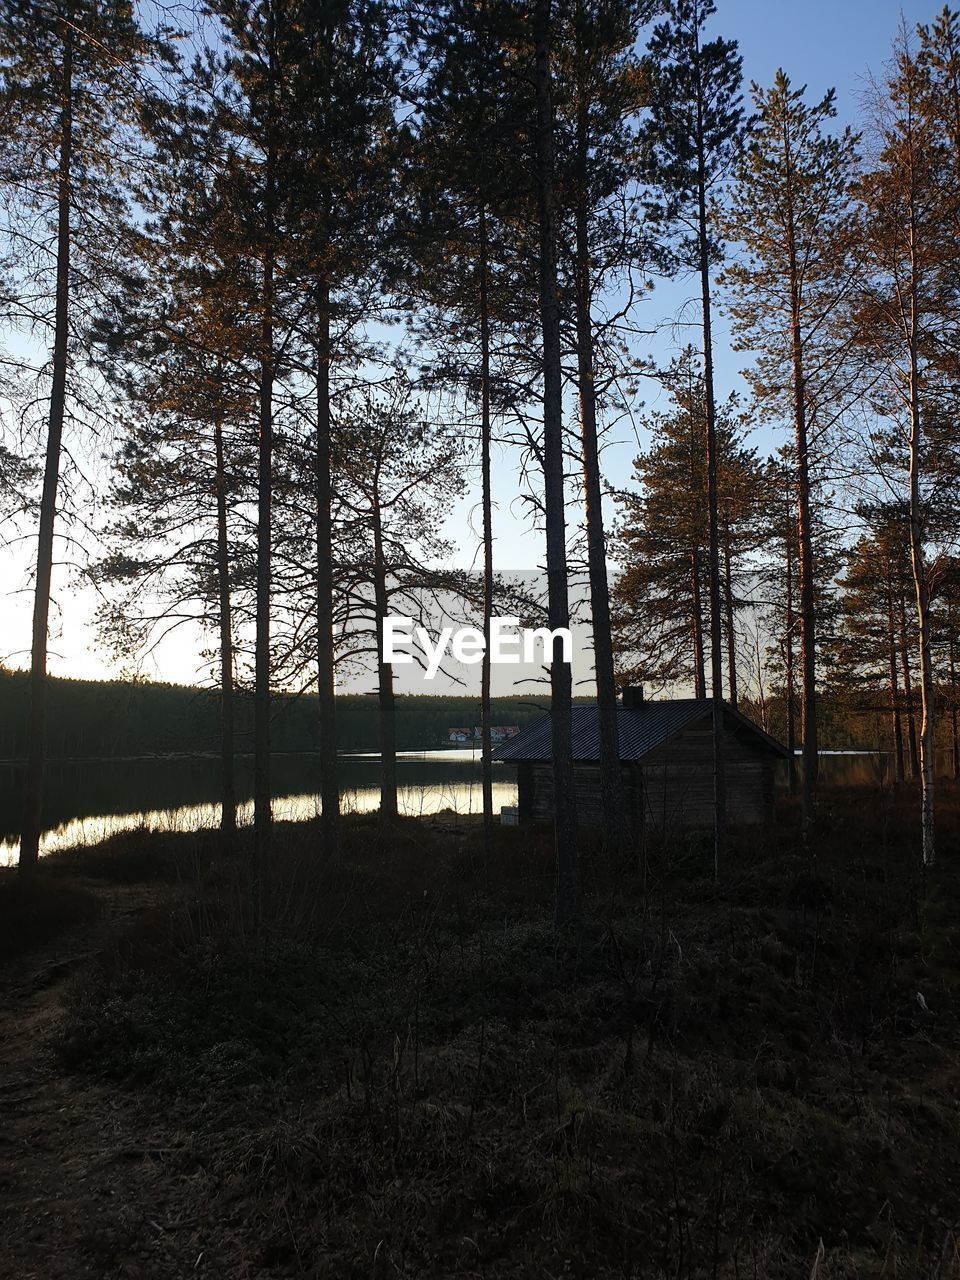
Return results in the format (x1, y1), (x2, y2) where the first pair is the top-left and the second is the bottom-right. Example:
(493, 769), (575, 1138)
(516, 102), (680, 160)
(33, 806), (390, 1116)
(515, 723), (776, 830)
(525, 762), (644, 828)
(641, 725), (771, 828)
(517, 762), (535, 822)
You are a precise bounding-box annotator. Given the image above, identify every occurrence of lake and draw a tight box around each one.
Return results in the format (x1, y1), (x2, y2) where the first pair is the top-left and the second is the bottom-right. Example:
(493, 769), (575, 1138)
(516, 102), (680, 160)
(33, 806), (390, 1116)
(0, 750), (519, 865)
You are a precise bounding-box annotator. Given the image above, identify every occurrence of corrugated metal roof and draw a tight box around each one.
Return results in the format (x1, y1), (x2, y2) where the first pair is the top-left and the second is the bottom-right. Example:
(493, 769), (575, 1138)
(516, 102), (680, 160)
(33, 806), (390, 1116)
(492, 698), (788, 763)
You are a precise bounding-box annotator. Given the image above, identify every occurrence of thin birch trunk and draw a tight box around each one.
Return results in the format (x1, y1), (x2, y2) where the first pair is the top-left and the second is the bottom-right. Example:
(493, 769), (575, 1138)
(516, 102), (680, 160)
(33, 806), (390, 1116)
(214, 416), (237, 841)
(907, 306), (935, 866)
(792, 350), (818, 837)
(723, 525), (737, 706)
(316, 280), (340, 861)
(886, 577), (905, 783)
(898, 592), (920, 779)
(694, 47), (726, 876)
(478, 204), (494, 868)
(373, 498), (398, 822)
(784, 504), (797, 795)
(691, 548), (706, 699)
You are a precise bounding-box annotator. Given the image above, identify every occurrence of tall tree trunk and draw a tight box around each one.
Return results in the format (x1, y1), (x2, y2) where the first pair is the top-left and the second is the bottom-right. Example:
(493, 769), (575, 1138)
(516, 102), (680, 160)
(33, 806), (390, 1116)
(723, 525), (737, 706)
(573, 96), (626, 859)
(694, 57), (726, 876)
(214, 415), (237, 841)
(886, 585), (905, 784)
(534, 0), (578, 925)
(792, 355), (818, 837)
(688, 405), (706, 698)
(781, 126), (819, 839)
(316, 279), (340, 860)
(478, 204), (494, 868)
(784, 501), (797, 794)
(373, 501), (398, 822)
(691, 548), (706, 698)
(19, 17), (73, 880)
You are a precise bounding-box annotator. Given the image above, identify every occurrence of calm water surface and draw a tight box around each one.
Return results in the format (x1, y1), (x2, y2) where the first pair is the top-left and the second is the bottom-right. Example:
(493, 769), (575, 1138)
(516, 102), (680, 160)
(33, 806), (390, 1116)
(0, 750), (518, 864)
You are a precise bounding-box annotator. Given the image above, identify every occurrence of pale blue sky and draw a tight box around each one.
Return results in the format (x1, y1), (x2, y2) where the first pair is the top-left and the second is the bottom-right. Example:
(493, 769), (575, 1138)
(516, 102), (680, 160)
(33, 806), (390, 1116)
(0, 0), (936, 688)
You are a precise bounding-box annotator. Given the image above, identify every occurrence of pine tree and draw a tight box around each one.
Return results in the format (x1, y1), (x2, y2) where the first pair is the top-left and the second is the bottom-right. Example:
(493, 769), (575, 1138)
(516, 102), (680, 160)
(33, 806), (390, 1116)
(612, 354), (766, 700)
(0, 0), (170, 877)
(196, 0), (308, 922)
(834, 513), (920, 783)
(93, 336), (255, 841)
(919, 8), (960, 192)
(335, 380), (467, 821)
(855, 24), (960, 866)
(640, 0), (746, 876)
(723, 70), (862, 842)
(402, 0), (521, 867)
(87, 79), (262, 843)
(553, 0), (653, 860)
(751, 458), (801, 789)
(282, 0), (398, 864)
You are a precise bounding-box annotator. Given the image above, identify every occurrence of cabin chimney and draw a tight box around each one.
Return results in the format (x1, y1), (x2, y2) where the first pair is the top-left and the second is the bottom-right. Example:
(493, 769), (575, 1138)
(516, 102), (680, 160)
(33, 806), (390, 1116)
(621, 685), (644, 708)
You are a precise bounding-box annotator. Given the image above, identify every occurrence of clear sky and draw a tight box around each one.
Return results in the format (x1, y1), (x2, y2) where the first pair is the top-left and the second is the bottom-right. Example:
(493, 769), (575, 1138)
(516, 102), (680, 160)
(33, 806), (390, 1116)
(0, 0), (937, 690)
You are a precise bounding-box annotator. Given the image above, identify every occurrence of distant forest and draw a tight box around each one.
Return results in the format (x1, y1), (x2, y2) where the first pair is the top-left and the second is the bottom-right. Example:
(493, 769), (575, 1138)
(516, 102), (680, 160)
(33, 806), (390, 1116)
(0, 669), (554, 760)
(0, 667), (905, 763)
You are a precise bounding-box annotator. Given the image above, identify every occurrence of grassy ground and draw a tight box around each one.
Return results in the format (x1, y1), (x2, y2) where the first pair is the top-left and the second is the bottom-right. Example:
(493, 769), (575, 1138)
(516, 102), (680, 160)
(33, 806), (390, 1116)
(3, 789), (960, 1277)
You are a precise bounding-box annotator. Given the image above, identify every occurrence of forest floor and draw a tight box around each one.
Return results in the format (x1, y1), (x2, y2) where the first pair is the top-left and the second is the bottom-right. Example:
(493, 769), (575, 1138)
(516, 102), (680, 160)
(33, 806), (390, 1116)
(2, 789), (960, 1278)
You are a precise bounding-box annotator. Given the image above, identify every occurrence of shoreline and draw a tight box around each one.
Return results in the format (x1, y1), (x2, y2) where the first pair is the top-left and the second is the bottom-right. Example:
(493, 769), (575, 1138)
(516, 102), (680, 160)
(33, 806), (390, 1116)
(0, 745), (486, 766)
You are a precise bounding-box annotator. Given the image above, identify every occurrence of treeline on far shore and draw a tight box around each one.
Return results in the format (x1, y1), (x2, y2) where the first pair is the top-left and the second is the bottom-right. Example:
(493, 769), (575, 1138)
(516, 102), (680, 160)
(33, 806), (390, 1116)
(0, 668), (556, 761)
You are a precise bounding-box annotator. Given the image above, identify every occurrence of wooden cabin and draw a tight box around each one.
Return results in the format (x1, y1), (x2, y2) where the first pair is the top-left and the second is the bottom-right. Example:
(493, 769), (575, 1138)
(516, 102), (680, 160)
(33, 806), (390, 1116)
(493, 689), (788, 830)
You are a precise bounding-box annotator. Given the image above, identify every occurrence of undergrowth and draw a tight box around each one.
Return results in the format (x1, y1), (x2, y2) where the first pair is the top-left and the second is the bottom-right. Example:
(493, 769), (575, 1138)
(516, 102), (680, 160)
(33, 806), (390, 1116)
(0, 872), (100, 962)
(52, 786), (960, 1277)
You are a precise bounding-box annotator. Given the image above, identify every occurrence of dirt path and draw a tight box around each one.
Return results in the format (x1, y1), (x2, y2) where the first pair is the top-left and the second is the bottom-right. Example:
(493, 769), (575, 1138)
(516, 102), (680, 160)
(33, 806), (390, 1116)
(0, 891), (220, 1279)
